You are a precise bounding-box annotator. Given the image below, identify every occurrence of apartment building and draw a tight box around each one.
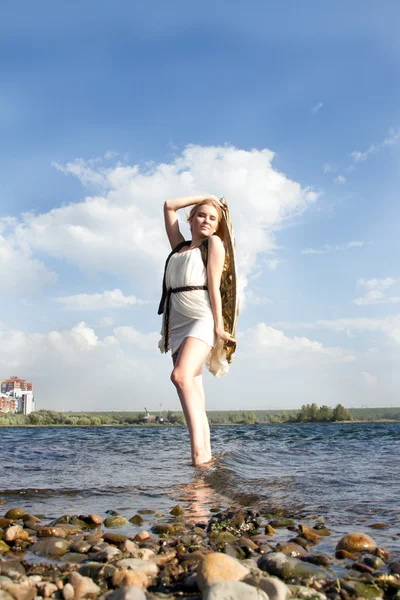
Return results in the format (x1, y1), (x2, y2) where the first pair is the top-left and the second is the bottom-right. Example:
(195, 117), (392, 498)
(1, 376), (33, 394)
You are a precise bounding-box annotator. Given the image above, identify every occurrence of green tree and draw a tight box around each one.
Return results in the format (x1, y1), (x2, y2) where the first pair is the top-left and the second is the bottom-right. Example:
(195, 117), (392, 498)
(318, 405), (333, 422)
(332, 404), (352, 422)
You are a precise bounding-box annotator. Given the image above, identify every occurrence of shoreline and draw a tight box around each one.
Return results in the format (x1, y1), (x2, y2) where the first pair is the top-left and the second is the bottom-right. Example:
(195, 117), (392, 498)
(0, 501), (399, 599)
(0, 419), (399, 427)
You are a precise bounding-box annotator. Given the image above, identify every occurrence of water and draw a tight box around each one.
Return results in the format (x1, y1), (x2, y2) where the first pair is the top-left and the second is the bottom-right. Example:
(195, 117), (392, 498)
(1, 422), (399, 558)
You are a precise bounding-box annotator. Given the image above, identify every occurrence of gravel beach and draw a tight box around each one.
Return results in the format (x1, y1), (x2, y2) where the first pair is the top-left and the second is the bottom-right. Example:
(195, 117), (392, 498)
(0, 503), (399, 600)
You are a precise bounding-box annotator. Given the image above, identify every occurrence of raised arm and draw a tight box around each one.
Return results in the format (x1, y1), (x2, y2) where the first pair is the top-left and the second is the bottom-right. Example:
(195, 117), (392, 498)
(207, 235), (237, 344)
(163, 195), (219, 249)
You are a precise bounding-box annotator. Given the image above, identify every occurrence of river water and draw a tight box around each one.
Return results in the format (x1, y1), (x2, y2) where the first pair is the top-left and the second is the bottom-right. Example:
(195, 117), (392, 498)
(1, 422), (399, 558)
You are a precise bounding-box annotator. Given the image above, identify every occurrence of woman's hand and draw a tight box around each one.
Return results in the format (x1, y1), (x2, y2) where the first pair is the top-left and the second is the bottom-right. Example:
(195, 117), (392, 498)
(215, 327), (237, 346)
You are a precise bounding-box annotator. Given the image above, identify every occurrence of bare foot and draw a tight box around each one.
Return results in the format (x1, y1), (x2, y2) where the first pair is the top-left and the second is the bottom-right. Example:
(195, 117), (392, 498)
(192, 450), (212, 467)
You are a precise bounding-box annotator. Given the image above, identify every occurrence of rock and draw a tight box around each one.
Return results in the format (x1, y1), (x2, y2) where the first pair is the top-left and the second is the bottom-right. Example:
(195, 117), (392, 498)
(62, 583), (75, 600)
(4, 508), (25, 520)
(112, 570), (151, 589)
(288, 585), (327, 600)
(0, 541), (10, 554)
(344, 581), (383, 599)
(203, 581), (270, 599)
(82, 514), (103, 525)
(336, 532), (377, 553)
(275, 542), (307, 557)
(207, 509), (260, 537)
(301, 552), (331, 567)
(0, 582), (35, 600)
(258, 552), (331, 581)
(105, 586), (147, 599)
(389, 560), (400, 575)
(36, 581), (58, 598)
(70, 540), (92, 553)
(0, 592), (14, 600)
(37, 526), (66, 538)
(30, 537), (71, 556)
(104, 516), (128, 528)
(129, 515), (144, 526)
(0, 560), (26, 578)
(244, 574), (292, 600)
(3, 526), (29, 542)
(265, 525), (276, 536)
(116, 559), (158, 576)
(90, 546), (121, 561)
(0, 521), (13, 529)
(269, 519), (295, 528)
(103, 533), (131, 545)
(61, 552), (89, 563)
(69, 571), (101, 597)
(298, 525), (320, 544)
(196, 552), (250, 591)
(120, 540), (139, 555)
(151, 523), (180, 535)
(133, 531), (151, 542)
(170, 505), (185, 516)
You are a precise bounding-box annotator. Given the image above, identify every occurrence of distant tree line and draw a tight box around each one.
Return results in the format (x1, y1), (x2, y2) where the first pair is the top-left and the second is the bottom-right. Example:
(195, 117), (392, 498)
(1, 404), (398, 427)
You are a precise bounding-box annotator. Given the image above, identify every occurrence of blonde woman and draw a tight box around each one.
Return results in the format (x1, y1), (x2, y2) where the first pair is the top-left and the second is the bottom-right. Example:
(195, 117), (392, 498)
(158, 195), (236, 466)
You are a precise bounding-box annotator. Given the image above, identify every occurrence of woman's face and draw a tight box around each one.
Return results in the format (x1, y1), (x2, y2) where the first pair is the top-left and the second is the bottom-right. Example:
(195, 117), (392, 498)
(191, 204), (219, 237)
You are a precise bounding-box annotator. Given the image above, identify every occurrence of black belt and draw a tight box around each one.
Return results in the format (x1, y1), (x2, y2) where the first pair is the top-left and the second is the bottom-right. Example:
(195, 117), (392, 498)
(163, 285), (208, 352)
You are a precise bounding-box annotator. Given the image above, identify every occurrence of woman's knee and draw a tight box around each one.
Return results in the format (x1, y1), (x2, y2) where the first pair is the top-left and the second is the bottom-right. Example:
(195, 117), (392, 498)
(171, 367), (191, 390)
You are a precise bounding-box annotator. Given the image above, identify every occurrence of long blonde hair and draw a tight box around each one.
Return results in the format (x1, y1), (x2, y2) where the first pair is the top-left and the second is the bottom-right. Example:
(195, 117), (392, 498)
(187, 200), (227, 247)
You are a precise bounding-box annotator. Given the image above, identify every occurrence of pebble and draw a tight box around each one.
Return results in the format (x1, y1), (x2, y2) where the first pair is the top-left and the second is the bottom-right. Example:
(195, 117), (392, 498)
(196, 552), (250, 591)
(258, 552), (331, 581)
(105, 586), (147, 599)
(4, 508), (25, 520)
(203, 580), (270, 599)
(62, 583), (75, 600)
(244, 574), (292, 600)
(104, 516), (128, 528)
(336, 532), (377, 553)
(69, 571), (101, 597)
(116, 559), (159, 576)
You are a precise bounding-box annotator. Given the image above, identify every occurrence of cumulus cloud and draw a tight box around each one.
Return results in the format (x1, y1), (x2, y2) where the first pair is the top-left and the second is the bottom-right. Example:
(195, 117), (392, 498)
(273, 315), (400, 345)
(354, 277), (400, 305)
(54, 289), (149, 310)
(7, 145), (318, 299)
(0, 232), (57, 294)
(301, 241), (364, 255)
(0, 319), (359, 410)
(239, 323), (355, 368)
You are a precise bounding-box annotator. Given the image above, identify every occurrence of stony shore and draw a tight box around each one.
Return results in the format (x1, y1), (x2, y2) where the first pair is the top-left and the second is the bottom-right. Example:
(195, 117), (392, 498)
(0, 503), (399, 600)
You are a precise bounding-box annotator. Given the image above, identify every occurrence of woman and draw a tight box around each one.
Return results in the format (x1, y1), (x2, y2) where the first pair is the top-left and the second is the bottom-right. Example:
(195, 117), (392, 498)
(158, 195), (237, 466)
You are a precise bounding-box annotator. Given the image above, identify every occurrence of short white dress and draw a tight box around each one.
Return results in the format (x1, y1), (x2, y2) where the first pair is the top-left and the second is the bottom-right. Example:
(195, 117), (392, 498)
(158, 244), (231, 378)
(159, 248), (215, 355)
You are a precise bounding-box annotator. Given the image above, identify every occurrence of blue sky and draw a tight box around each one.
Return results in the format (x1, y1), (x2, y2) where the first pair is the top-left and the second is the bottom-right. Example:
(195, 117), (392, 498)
(1, 1), (399, 411)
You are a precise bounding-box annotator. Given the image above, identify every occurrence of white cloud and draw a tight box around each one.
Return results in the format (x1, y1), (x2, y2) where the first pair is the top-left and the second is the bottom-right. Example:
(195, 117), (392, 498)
(361, 371), (378, 387)
(113, 326), (159, 351)
(55, 289), (149, 310)
(312, 102), (323, 114)
(264, 258), (282, 271)
(354, 277), (400, 305)
(240, 323), (355, 368)
(351, 128), (400, 163)
(301, 241), (364, 255)
(7, 145), (318, 299)
(334, 175), (346, 184)
(245, 289), (273, 306)
(99, 316), (115, 327)
(0, 232), (57, 293)
(274, 315), (400, 345)
(323, 163), (334, 173)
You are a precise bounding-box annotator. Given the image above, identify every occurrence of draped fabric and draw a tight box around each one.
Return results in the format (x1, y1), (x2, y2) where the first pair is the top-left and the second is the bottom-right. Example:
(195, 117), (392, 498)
(158, 243), (230, 377)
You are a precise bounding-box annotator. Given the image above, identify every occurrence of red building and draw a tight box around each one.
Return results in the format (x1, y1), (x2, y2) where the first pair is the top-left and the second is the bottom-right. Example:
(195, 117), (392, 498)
(0, 396), (17, 412)
(1, 376), (33, 394)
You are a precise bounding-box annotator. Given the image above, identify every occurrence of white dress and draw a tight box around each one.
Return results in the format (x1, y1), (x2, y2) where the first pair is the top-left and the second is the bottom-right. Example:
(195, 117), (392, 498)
(158, 246), (230, 378)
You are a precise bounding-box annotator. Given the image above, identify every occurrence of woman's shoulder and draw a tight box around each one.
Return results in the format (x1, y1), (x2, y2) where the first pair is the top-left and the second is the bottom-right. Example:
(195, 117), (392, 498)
(207, 235), (225, 253)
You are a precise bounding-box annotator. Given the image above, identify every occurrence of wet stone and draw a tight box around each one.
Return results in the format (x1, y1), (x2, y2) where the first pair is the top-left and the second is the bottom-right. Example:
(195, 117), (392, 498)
(30, 537), (71, 556)
(60, 552), (88, 563)
(207, 508), (260, 537)
(69, 571), (101, 597)
(0, 560), (26, 578)
(243, 574), (292, 600)
(258, 552), (331, 581)
(336, 532), (377, 553)
(116, 559), (159, 576)
(275, 542), (307, 557)
(196, 552), (250, 591)
(301, 551), (332, 567)
(129, 515), (144, 526)
(389, 560), (400, 575)
(4, 509), (25, 521)
(203, 580), (270, 599)
(269, 519), (295, 528)
(105, 586), (147, 599)
(104, 516), (129, 528)
(0, 541), (10, 553)
(170, 505), (185, 517)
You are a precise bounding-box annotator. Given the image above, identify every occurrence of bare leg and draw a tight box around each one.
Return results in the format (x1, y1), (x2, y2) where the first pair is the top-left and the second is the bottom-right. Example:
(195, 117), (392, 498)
(171, 337), (212, 466)
(194, 374), (211, 456)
